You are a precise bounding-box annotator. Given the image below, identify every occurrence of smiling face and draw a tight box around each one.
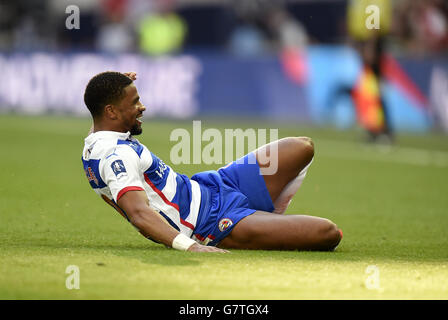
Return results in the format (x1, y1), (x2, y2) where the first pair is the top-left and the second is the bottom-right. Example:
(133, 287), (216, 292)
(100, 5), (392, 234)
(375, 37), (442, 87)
(113, 84), (146, 135)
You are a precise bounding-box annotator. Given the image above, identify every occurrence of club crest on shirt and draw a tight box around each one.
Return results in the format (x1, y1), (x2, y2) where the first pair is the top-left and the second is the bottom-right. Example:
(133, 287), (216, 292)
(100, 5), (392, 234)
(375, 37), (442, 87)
(85, 167), (99, 186)
(218, 218), (233, 232)
(111, 160), (127, 179)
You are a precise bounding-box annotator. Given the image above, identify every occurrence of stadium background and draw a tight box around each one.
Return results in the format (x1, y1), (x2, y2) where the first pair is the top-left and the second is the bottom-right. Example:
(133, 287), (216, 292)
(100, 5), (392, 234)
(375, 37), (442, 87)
(0, 0), (447, 300)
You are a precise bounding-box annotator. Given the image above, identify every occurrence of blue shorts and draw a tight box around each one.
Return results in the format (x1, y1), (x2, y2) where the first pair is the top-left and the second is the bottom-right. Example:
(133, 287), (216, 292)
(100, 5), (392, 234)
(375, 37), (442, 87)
(191, 153), (275, 246)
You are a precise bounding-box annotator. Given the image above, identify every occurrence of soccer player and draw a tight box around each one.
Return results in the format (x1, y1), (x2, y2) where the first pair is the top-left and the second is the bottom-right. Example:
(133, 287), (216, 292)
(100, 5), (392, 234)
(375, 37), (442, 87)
(81, 71), (342, 253)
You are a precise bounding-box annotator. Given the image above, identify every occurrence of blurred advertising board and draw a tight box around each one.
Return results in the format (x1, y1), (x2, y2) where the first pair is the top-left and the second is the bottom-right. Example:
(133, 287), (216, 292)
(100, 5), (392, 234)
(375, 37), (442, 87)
(0, 47), (441, 132)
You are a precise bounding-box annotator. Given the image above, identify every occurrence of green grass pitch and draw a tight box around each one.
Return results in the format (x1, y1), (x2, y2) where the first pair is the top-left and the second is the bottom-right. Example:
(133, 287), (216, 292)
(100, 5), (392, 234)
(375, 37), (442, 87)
(0, 114), (447, 299)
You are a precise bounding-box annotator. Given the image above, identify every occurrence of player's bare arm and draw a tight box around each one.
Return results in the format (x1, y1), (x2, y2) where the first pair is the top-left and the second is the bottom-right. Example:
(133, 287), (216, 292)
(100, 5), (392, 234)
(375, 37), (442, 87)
(117, 190), (228, 253)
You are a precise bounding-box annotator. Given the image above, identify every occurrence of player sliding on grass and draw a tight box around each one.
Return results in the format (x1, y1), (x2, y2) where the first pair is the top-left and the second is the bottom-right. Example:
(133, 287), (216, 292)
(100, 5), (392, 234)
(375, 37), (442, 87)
(81, 71), (342, 253)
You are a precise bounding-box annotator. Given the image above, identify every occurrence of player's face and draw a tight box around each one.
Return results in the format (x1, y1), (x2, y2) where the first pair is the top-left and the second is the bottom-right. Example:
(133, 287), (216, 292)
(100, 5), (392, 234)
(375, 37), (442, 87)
(115, 84), (146, 135)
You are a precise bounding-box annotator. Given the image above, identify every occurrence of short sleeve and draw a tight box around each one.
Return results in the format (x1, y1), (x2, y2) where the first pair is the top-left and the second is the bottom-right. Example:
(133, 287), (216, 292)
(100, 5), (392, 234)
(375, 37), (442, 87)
(101, 146), (145, 202)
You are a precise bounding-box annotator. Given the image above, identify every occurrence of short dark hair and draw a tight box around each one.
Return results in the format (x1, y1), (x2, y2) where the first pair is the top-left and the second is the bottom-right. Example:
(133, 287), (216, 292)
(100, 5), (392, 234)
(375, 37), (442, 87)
(84, 71), (133, 118)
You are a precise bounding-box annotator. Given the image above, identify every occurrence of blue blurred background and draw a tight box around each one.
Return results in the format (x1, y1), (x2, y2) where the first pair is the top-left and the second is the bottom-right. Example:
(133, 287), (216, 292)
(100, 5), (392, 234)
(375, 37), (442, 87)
(0, 0), (447, 134)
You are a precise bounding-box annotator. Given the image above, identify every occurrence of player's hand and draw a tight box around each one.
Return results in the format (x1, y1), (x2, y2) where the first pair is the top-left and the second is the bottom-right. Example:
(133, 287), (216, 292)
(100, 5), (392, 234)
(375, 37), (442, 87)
(123, 71), (137, 81)
(187, 243), (229, 253)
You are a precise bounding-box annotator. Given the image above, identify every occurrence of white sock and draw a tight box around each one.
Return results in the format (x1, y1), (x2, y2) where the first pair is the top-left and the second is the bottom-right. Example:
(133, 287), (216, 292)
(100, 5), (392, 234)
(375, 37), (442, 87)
(273, 158), (313, 214)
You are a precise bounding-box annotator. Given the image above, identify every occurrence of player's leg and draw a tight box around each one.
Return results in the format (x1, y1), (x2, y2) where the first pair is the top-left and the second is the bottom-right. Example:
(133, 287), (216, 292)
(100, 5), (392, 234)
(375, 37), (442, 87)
(218, 211), (342, 251)
(254, 136), (314, 214)
(271, 158), (313, 214)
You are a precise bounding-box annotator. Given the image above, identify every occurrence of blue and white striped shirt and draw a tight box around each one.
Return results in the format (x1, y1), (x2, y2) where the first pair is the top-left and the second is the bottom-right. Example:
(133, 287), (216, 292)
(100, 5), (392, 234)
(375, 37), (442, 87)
(82, 131), (202, 238)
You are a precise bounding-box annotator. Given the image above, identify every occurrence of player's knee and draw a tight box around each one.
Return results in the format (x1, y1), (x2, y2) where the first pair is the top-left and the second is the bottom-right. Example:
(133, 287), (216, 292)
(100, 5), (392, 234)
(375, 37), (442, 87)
(298, 136), (314, 159)
(287, 136), (314, 166)
(318, 219), (342, 251)
(293, 136), (314, 155)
